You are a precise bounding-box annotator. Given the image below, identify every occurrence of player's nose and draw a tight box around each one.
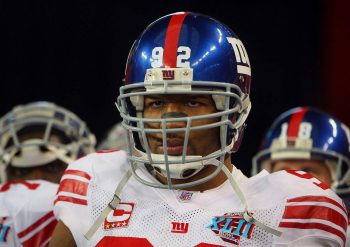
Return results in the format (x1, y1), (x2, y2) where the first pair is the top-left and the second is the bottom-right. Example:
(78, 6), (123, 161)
(160, 111), (187, 129)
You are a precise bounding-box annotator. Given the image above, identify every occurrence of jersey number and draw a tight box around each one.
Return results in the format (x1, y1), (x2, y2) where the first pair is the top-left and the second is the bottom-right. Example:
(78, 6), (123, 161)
(151, 46), (191, 68)
(0, 181), (40, 192)
(279, 122), (312, 139)
(96, 237), (222, 247)
(286, 170), (329, 190)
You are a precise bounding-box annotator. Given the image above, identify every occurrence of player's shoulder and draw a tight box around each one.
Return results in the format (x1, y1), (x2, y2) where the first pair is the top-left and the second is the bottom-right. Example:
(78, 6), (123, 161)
(0, 180), (58, 217)
(246, 170), (348, 245)
(54, 150), (129, 244)
(269, 171), (348, 245)
(0, 179), (58, 197)
(55, 150), (128, 207)
(246, 169), (345, 207)
(267, 169), (337, 197)
(64, 149), (128, 179)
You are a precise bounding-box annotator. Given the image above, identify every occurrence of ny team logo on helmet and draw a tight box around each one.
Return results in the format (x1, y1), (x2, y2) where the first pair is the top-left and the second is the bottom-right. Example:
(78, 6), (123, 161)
(252, 107), (350, 194)
(117, 12), (252, 189)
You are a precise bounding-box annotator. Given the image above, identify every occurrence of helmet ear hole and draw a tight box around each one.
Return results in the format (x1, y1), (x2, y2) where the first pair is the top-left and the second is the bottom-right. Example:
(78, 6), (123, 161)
(14, 150), (22, 157)
(154, 167), (161, 174)
(232, 127), (245, 153)
(39, 145), (49, 152)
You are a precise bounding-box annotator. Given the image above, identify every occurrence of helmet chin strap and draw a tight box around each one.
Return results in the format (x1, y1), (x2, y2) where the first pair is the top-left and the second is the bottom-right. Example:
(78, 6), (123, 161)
(217, 161), (282, 237)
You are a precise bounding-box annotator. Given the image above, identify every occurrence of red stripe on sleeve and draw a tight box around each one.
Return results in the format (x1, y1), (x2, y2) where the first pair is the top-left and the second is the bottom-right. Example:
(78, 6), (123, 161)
(279, 221), (346, 244)
(54, 195), (87, 205)
(283, 205), (347, 230)
(287, 107), (308, 137)
(57, 178), (88, 196)
(163, 12), (188, 68)
(17, 211), (54, 238)
(287, 196), (347, 216)
(21, 219), (57, 247)
(63, 169), (91, 180)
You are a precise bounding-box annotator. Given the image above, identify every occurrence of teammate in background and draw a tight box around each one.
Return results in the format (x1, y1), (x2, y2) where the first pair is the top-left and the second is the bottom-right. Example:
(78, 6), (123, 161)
(252, 106), (350, 244)
(97, 122), (128, 151)
(50, 12), (347, 246)
(0, 101), (96, 246)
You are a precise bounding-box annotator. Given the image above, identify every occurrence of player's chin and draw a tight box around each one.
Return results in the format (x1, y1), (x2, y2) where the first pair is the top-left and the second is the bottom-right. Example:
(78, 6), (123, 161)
(154, 145), (196, 156)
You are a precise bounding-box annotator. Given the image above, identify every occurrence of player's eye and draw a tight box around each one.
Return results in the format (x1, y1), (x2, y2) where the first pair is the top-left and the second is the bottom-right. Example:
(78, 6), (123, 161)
(150, 100), (163, 108)
(187, 101), (200, 107)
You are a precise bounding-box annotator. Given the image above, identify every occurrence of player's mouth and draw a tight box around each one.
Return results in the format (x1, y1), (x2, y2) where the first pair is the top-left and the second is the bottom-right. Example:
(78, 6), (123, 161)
(157, 139), (191, 155)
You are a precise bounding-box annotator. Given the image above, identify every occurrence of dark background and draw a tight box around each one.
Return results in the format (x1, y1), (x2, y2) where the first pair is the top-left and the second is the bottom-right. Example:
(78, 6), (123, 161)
(1, 0), (350, 175)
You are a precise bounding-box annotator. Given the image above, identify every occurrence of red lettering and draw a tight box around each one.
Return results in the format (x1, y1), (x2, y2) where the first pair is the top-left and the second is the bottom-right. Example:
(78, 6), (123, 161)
(286, 170), (329, 190)
(0, 181), (40, 192)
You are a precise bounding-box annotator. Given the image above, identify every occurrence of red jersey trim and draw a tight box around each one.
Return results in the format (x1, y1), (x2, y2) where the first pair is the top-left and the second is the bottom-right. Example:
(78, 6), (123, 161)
(21, 219), (57, 247)
(17, 211), (54, 238)
(283, 205), (347, 230)
(286, 195), (347, 216)
(54, 195), (87, 206)
(57, 178), (88, 196)
(96, 236), (153, 246)
(279, 221), (346, 244)
(63, 169), (91, 180)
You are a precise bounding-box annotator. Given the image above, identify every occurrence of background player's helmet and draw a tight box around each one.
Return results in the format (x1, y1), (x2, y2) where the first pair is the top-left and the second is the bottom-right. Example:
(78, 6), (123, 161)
(0, 101), (96, 182)
(252, 107), (350, 194)
(117, 12), (252, 189)
(97, 122), (128, 151)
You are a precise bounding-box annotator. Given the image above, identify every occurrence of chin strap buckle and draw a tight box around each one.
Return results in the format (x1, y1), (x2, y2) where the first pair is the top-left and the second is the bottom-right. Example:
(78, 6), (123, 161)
(109, 194), (121, 210)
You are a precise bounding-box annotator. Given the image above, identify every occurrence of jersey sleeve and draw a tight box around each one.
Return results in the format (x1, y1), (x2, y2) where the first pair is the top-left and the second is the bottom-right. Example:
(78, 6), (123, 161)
(275, 170), (348, 246)
(53, 153), (96, 246)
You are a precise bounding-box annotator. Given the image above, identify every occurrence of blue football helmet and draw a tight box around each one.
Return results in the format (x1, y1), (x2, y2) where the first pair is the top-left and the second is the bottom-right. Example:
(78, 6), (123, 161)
(252, 107), (350, 194)
(0, 101), (96, 182)
(117, 12), (252, 189)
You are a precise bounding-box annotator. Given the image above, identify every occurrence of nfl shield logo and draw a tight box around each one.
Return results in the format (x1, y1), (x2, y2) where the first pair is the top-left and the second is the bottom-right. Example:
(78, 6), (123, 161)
(177, 191), (194, 202)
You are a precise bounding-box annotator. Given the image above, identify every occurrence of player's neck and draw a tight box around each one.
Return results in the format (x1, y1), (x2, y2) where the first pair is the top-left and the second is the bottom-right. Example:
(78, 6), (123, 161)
(155, 154), (234, 192)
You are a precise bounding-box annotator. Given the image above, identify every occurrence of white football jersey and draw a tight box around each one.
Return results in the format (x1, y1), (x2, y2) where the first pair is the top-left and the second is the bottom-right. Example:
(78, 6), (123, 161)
(54, 150), (348, 246)
(0, 180), (58, 247)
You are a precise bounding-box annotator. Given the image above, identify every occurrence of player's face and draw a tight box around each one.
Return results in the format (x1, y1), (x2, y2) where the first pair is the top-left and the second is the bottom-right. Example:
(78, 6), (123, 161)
(143, 94), (220, 157)
(271, 159), (332, 185)
(6, 131), (67, 183)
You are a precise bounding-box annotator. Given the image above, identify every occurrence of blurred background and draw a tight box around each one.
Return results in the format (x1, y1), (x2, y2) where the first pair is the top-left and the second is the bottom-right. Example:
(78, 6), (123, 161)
(1, 0), (349, 175)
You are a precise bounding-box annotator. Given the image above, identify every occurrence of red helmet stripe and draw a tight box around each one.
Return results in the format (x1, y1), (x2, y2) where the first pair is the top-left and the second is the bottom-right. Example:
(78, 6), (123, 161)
(287, 107), (308, 137)
(163, 12), (188, 68)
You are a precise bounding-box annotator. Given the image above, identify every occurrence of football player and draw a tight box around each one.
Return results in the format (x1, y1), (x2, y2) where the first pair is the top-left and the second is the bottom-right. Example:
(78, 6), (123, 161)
(50, 12), (347, 246)
(97, 122), (128, 151)
(0, 101), (95, 246)
(252, 106), (350, 245)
